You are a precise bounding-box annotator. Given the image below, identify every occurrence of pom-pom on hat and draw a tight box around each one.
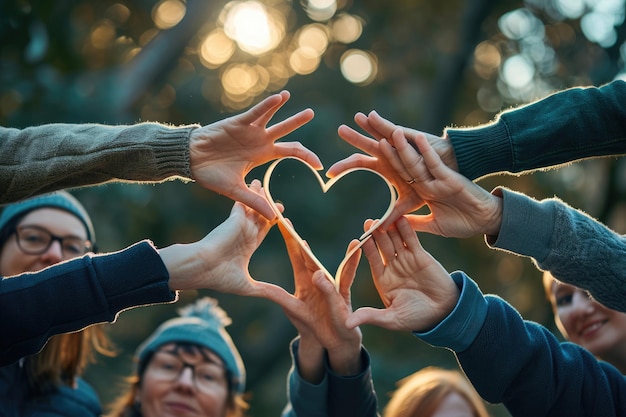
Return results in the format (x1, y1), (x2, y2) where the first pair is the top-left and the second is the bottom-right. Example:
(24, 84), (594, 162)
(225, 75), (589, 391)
(0, 191), (95, 244)
(136, 297), (246, 394)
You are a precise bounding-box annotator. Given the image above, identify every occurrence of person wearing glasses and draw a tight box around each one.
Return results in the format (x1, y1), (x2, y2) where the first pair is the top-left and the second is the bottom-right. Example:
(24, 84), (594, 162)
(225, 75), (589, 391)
(0, 190), (112, 416)
(105, 297), (247, 417)
(1, 90), (321, 365)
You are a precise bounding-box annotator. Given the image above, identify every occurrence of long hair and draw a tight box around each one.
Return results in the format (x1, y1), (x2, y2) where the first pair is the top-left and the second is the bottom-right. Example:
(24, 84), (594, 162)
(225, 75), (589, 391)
(25, 326), (114, 393)
(384, 367), (490, 417)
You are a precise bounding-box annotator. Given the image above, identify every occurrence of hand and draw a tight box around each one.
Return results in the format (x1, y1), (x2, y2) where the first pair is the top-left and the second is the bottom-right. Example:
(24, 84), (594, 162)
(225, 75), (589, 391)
(382, 128), (502, 238)
(327, 111), (457, 229)
(355, 111), (458, 172)
(346, 217), (459, 332)
(189, 90), (322, 220)
(159, 179), (290, 302)
(276, 221), (364, 378)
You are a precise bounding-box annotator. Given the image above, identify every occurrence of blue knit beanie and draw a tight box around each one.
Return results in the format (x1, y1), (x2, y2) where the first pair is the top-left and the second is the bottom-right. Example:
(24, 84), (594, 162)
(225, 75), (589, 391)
(136, 297), (246, 394)
(0, 191), (95, 243)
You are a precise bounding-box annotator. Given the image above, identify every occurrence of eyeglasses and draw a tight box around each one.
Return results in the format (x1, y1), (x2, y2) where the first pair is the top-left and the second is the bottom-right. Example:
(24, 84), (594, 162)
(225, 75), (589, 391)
(14, 225), (92, 258)
(147, 350), (228, 394)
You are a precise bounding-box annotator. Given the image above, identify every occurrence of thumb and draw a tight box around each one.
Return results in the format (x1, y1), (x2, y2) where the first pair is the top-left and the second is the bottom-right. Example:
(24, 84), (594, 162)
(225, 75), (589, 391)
(405, 213), (438, 234)
(231, 187), (277, 220)
(313, 270), (340, 296)
(346, 306), (389, 329)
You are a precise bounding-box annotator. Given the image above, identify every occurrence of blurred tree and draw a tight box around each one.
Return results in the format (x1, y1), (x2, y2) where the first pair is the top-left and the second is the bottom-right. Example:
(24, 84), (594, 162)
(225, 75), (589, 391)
(2, 0), (625, 416)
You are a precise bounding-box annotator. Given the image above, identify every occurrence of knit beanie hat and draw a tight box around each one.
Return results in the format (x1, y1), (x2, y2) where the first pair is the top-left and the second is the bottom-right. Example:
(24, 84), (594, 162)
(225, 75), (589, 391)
(0, 191), (96, 244)
(136, 297), (246, 394)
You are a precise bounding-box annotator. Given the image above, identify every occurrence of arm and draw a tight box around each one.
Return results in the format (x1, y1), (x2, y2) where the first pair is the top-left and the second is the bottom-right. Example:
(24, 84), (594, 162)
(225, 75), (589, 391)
(328, 80), (626, 185)
(1, 90), (321, 219)
(419, 273), (626, 417)
(355, 217), (626, 417)
(275, 222), (378, 417)
(446, 80), (626, 180)
(488, 187), (626, 312)
(355, 128), (626, 312)
(1, 180), (289, 364)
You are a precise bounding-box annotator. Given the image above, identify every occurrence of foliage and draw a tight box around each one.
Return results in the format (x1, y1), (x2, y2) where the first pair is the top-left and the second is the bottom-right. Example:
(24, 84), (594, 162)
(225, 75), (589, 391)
(2, 0), (626, 415)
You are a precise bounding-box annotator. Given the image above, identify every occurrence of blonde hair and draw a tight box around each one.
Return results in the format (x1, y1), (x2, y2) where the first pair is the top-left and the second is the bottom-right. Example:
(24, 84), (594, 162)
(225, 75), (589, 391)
(26, 325), (114, 393)
(384, 367), (490, 417)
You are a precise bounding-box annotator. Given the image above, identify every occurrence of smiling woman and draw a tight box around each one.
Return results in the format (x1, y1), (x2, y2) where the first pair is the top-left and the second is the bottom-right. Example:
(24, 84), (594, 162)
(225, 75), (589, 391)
(543, 271), (626, 374)
(105, 297), (248, 417)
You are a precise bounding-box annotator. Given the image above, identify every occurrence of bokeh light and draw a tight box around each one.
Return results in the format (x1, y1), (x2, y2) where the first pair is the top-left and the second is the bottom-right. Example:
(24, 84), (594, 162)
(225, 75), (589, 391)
(152, 0), (186, 30)
(340, 49), (377, 85)
(221, 1), (285, 55)
(305, 0), (337, 21)
(331, 13), (363, 44)
(199, 29), (236, 68)
(501, 54), (535, 89)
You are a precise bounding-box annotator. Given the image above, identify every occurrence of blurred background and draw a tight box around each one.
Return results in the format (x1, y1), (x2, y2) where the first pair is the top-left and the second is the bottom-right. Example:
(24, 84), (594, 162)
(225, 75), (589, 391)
(2, 0), (626, 415)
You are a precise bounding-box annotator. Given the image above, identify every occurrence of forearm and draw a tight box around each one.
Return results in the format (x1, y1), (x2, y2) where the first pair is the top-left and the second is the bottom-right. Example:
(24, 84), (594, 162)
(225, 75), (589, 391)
(446, 81), (626, 180)
(418, 273), (626, 416)
(0, 123), (196, 203)
(0, 241), (175, 364)
(489, 187), (626, 312)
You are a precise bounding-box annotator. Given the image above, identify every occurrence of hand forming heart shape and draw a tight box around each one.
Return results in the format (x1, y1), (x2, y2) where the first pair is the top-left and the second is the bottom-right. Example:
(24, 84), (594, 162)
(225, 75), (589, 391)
(263, 157), (397, 290)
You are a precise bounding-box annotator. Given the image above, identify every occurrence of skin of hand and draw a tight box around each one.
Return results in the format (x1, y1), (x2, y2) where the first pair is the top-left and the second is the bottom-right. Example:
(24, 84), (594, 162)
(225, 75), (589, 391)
(276, 220), (364, 379)
(327, 111), (458, 229)
(346, 217), (459, 332)
(381, 128), (503, 238)
(158, 179), (290, 303)
(189, 90), (322, 220)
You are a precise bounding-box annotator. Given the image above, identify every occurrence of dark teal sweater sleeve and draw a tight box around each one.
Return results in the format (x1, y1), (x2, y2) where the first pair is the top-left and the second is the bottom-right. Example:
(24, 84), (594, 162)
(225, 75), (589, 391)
(446, 80), (626, 180)
(0, 240), (175, 365)
(417, 272), (626, 417)
(282, 337), (378, 417)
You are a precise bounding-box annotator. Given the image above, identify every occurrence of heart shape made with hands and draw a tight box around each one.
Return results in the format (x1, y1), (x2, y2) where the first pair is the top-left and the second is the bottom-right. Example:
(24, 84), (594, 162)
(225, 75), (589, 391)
(263, 156), (397, 290)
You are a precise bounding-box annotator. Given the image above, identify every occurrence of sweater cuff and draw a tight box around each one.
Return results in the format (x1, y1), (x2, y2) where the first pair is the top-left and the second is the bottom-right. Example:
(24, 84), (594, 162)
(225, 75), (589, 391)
(286, 338), (329, 417)
(488, 187), (555, 264)
(445, 121), (512, 181)
(154, 125), (196, 180)
(415, 272), (488, 352)
(91, 240), (176, 316)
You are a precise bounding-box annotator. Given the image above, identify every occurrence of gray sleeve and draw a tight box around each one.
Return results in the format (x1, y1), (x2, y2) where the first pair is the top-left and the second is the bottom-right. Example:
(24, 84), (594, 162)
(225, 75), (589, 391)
(488, 187), (626, 312)
(0, 123), (197, 204)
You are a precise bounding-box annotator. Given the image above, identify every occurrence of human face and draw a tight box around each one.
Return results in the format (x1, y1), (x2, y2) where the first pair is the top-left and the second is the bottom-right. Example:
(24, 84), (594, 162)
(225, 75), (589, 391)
(0, 208), (89, 276)
(431, 392), (476, 417)
(137, 344), (230, 417)
(548, 280), (626, 360)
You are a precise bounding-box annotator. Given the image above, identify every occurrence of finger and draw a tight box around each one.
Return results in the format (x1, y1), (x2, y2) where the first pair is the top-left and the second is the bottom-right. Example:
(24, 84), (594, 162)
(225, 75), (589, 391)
(237, 92), (285, 126)
(229, 185), (277, 220)
(361, 231), (384, 277)
(326, 153), (377, 178)
(379, 138), (412, 181)
(404, 213), (438, 234)
(255, 284), (300, 310)
(337, 125), (382, 156)
(346, 306), (397, 329)
(273, 141), (323, 170)
(364, 110), (398, 140)
(339, 239), (361, 293)
(266, 108), (315, 139)
(386, 223), (406, 255)
(369, 225), (396, 264)
(393, 130), (432, 182)
(412, 132), (451, 180)
(395, 216), (421, 251)
(354, 112), (385, 140)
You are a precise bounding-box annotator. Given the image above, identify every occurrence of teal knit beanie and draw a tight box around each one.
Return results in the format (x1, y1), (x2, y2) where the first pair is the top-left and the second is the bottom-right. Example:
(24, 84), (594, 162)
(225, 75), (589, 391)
(136, 297), (246, 394)
(0, 191), (95, 243)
